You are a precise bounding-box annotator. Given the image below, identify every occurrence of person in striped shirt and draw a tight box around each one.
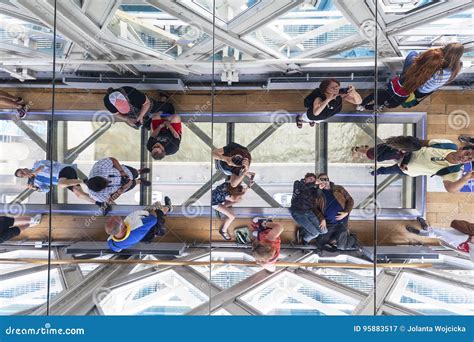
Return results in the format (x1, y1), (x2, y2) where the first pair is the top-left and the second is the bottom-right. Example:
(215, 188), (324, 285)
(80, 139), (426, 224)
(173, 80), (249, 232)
(359, 43), (464, 111)
(15, 160), (95, 203)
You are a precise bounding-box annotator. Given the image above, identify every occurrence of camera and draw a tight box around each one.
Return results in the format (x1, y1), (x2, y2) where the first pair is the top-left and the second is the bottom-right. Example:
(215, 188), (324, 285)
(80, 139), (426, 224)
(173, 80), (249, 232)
(231, 155), (243, 166)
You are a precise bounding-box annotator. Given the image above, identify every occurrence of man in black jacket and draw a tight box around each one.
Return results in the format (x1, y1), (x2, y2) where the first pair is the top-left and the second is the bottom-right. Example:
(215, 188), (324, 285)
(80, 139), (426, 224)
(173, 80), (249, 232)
(290, 173), (327, 245)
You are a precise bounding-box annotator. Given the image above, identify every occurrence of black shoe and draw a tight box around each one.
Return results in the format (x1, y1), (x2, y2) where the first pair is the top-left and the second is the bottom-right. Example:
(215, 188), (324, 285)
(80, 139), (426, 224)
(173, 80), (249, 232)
(406, 226), (421, 235)
(140, 179), (151, 186)
(295, 227), (308, 246)
(416, 216), (429, 230)
(164, 196), (173, 213)
(459, 135), (473, 144)
(139, 168), (151, 174)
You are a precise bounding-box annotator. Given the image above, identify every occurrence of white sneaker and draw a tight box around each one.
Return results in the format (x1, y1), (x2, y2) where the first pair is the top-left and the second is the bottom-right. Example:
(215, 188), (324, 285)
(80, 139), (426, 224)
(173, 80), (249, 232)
(30, 214), (42, 226)
(356, 105), (365, 112)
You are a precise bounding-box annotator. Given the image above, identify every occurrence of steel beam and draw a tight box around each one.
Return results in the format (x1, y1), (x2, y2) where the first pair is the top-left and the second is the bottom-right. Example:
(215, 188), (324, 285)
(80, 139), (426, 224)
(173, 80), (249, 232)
(30, 255), (135, 315)
(185, 250), (309, 315)
(353, 271), (397, 315)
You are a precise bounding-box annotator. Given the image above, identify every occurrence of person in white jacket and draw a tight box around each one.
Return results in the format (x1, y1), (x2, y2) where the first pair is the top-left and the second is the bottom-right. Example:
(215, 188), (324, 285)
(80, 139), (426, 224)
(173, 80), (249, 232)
(406, 217), (474, 261)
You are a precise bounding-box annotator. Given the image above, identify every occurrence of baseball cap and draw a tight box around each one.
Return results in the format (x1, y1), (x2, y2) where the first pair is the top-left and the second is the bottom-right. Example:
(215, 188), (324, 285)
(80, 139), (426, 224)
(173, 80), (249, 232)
(108, 91), (130, 114)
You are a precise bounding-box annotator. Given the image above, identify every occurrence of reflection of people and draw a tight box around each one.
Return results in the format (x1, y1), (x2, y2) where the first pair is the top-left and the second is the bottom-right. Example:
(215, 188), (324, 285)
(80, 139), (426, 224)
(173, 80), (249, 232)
(290, 173), (327, 245)
(360, 43), (464, 111)
(372, 139), (474, 193)
(105, 199), (173, 252)
(402, 43), (464, 108)
(212, 142), (254, 187)
(212, 181), (249, 241)
(104, 87), (174, 129)
(406, 217), (474, 261)
(147, 113), (182, 160)
(86, 157), (151, 207)
(0, 89), (30, 119)
(251, 218), (283, 272)
(296, 78), (362, 127)
(313, 173), (358, 251)
(15, 160), (95, 203)
(0, 214), (42, 243)
(352, 136), (422, 162)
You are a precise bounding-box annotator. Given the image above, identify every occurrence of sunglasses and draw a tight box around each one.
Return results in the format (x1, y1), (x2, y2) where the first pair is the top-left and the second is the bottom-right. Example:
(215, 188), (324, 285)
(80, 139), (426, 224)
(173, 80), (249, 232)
(319, 178), (329, 182)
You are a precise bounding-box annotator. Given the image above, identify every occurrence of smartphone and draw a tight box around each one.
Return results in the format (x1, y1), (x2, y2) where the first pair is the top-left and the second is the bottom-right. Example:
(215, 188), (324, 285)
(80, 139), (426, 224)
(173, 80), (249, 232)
(339, 87), (349, 95)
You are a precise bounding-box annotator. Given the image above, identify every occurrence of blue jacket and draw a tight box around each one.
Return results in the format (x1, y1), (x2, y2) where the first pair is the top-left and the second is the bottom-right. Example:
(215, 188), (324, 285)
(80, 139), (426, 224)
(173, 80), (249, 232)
(107, 210), (157, 252)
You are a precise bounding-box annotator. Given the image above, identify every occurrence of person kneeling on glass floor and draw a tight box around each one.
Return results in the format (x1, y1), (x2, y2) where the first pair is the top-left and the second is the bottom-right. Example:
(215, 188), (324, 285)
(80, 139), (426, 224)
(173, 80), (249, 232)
(290, 173), (327, 246)
(147, 112), (182, 160)
(312, 173), (359, 252)
(104, 86), (174, 130)
(406, 217), (474, 261)
(251, 217), (283, 272)
(105, 199), (173, 252)
(85, 157), (151, 215)
(0, 214), (42, 244)
(15, 160), (95, 203)
(212, 142), (255, 187)
(372, 138), (474, 193)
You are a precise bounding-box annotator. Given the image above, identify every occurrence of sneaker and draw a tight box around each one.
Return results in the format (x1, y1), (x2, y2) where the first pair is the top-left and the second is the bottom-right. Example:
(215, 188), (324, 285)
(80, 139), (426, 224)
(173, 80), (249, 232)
(30, 214), (42, 226)
(356, 105), (365, 112)
(406, 226), (421, 235)
(16, 107), (27, 119)
(459, 135), (474, 144)
(416, 216), (429, 230)
(139, 168), (151, 174)
(164, 196), (173, 213)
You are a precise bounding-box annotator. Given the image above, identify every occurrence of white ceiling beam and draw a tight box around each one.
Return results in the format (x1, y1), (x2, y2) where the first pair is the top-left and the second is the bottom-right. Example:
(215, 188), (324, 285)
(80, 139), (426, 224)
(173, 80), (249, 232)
(168, 0), (303, 61)
(295, 34), (368, 59)
(382, 0), (474, 35)
(0, 2), (43, 26)
(283, 17), (349, 47)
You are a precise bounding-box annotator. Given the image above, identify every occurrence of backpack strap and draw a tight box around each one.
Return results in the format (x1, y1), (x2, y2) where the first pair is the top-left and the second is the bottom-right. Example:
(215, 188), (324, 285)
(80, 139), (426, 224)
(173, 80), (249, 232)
(433, 164), (462, 177)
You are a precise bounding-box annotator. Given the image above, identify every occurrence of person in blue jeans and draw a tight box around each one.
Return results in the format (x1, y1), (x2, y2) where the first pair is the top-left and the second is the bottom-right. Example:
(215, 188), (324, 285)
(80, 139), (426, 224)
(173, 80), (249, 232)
(313, 173), (355, 251)
(289, 173), (327, 245)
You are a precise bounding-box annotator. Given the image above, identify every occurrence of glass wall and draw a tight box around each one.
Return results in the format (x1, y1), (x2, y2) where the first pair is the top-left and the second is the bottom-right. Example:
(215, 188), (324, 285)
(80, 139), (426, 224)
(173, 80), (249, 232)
(0, 0), (472, 317)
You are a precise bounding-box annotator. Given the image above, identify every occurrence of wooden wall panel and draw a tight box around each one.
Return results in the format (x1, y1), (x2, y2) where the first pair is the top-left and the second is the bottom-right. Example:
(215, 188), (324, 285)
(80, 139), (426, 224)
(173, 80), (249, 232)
(3, 88), (473, 245)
